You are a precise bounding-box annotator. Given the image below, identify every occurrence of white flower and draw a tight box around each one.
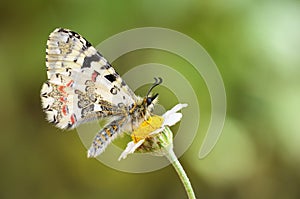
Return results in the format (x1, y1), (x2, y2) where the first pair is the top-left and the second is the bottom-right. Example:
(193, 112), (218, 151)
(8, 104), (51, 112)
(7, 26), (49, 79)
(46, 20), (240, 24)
(118, 103), (188, 161)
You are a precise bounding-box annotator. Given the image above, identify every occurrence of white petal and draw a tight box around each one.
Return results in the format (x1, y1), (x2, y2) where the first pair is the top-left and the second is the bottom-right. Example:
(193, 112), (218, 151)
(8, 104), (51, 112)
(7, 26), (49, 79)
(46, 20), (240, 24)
(118, 139), (145, 161)
(170, 103), (188, 112)
(162, 103), (187, 126)
(164, 113), (183, 126)
(162, 103), (188, 119)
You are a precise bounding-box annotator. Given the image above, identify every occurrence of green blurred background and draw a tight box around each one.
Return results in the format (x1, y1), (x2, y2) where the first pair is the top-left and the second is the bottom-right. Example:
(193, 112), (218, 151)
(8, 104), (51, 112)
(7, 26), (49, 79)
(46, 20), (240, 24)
(1, 0), (300, 198)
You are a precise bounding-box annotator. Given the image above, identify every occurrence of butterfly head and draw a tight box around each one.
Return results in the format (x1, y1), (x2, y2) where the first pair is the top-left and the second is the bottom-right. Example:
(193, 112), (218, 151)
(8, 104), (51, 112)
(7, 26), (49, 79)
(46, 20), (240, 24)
(143, 77), (162, 108)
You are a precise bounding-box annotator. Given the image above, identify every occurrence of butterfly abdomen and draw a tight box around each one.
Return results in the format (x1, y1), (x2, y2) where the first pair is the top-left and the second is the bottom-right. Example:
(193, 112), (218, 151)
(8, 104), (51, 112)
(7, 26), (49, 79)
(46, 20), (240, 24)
(88, 117), (126, 157)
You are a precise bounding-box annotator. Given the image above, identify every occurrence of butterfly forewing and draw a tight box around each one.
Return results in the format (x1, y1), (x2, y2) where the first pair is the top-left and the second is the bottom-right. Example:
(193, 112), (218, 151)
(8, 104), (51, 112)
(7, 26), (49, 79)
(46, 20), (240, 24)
(41, 28), (137, 130)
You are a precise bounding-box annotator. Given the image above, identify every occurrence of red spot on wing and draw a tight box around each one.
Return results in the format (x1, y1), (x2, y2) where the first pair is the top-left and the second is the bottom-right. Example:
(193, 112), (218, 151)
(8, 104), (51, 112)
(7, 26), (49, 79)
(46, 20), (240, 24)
(70, 114), (76, 125)
(58, 86), (66, 94)
(59, 96), (66, 102)
(62, 105), (68, 116)
(66, 80), (74, 87)
(91, 71), (100, 82)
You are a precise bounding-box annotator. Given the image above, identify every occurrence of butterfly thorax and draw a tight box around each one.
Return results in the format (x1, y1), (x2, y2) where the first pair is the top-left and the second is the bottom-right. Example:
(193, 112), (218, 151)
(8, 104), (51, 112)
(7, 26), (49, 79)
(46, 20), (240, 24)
(125, 94), (158, 131)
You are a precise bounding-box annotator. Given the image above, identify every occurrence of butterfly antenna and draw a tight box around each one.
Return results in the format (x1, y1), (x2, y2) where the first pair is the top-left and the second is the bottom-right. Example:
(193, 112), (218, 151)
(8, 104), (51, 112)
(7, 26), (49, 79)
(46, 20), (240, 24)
(147, 77), (163, 97)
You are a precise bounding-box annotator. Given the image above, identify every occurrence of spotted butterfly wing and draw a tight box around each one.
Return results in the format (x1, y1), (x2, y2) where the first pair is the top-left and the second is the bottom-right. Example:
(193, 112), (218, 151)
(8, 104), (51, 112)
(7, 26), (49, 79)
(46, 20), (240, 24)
(41, 28), (137, 129)
(41, 28), (141, 157)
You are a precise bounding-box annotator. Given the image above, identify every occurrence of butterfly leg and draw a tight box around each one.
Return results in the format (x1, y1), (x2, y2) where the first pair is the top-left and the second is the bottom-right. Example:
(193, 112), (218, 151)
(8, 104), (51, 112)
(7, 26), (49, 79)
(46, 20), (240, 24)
(88, 117), (127, 158)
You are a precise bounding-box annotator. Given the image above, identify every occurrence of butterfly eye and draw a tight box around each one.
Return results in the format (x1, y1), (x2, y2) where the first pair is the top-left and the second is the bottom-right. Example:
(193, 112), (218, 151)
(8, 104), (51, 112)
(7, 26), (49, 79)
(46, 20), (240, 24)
(146, 93), (159, 106)
(146, 97), (153, 106)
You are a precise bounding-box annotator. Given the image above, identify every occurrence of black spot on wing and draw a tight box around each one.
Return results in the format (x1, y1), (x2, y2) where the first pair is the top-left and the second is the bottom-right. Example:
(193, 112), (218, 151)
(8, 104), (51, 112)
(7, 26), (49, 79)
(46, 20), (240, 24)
(85, 40), (92, 48)
(121, 80), (127, 87)
(50, 115), (59, 125)
(66, 123), (73, 129)
(104, 74), (117, 83)
(57, 28), (69, 33)
(81, 39), (92, 50)
(42, 104), (50, 110)
(82, 53), (101, 69)
(110, 87), (117, 95)
(100, 63), (111, 70)
(69, 30), (78, 37)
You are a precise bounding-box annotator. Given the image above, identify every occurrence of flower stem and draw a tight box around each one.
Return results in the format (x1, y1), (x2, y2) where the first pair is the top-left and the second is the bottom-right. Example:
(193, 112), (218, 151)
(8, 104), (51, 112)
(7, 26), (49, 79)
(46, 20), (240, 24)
(165, 147), (196, 199)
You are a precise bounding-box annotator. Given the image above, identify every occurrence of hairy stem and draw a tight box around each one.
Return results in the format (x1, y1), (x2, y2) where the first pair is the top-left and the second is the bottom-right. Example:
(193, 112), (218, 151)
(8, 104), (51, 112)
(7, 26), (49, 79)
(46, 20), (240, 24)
(164, 129), (196, 199)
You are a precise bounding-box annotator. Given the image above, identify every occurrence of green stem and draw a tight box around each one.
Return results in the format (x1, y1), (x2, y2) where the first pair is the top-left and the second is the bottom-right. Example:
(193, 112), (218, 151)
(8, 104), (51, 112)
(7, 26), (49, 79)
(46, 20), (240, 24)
(165, 148), (196, 199)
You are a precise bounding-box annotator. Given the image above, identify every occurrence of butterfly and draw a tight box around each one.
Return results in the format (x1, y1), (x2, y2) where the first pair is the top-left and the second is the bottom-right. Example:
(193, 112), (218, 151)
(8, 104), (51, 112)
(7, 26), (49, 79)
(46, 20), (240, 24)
(40, 28), (162, 157)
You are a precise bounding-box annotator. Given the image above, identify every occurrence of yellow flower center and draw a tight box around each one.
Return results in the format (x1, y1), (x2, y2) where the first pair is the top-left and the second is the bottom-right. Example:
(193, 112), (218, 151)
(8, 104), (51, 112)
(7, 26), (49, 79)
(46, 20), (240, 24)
(131, 115), (164, 143)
